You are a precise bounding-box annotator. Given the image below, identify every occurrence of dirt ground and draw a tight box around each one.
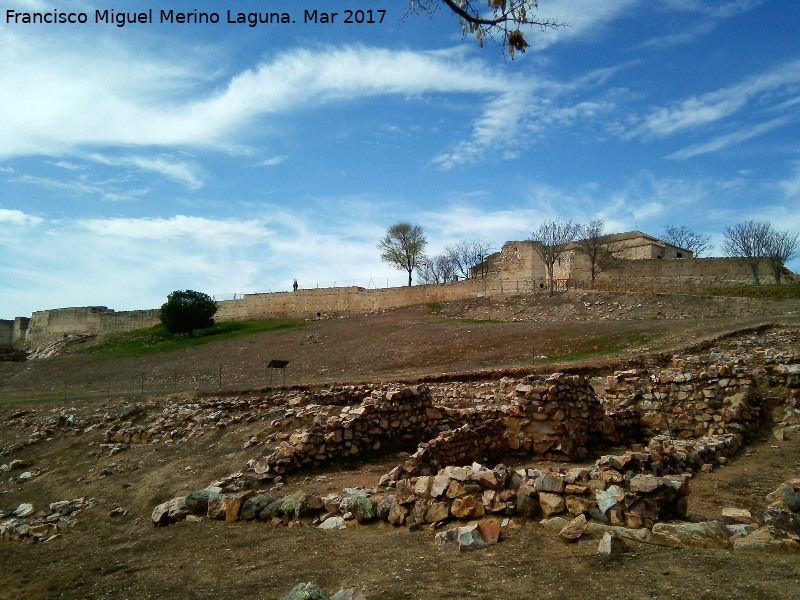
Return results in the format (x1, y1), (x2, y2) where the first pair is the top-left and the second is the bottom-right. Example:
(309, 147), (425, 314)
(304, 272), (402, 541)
(1, 291), (799, 600)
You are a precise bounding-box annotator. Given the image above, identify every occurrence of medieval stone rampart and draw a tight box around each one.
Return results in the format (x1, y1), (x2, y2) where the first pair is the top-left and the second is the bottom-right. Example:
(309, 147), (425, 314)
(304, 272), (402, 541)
(598, 257), (774, 284)
(23, 306), (161, 349)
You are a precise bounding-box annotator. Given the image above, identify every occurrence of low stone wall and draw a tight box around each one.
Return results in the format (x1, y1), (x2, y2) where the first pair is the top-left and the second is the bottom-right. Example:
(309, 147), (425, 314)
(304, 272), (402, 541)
(251, 386), (447, 477)
(602, 365), (760, 439)
(153, 461), (690, 533)
(503, 373), (609, 459)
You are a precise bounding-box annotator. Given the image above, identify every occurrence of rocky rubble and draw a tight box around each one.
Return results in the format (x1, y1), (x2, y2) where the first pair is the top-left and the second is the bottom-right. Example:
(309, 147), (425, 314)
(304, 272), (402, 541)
(0, 497), (97, 544)
(150, 461), (800, 554)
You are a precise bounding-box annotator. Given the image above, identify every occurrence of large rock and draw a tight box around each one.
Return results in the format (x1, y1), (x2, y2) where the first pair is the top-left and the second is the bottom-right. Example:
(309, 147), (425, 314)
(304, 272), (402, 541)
(650, 521), (731, 549)
(240, 495), (276, 521)
(596, 485), (625, 514)
(539, 492), (566, 517)
(425, 502), (450, 524)
(765, 506), (800, 539)
(516, 491), (541, 518)
(339, 497), (377, 523)
(451, 496), (485, 519)
(558, 514), (587, 543)
(151, 496), (189, 527)
(388, 502), (409, 526)
(185, 490), (219, 516)
(279, 582), (329, 600)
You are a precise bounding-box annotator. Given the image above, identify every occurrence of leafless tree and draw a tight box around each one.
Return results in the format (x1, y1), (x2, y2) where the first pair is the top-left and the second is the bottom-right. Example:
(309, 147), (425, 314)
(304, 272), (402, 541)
(662, 225), (712, 258)
(409, 0), (566, 58)
(530, 219), (580, 296)
(722, 220), (772, 285)
(379, 222), (428, 286)
(764, 228), (799, 284)
(417, 253), (458, 284)
(574, 219), (620, 282)
(445, 238), (493, 280)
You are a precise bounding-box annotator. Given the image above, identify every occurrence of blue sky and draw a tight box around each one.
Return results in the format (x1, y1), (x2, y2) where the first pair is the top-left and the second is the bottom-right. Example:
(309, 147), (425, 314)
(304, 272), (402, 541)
(2, 0), (799, 319)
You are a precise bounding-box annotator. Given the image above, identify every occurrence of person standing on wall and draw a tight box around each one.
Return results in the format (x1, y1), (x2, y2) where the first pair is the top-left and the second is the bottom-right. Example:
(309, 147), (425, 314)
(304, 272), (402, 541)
(293, 280), (298, 292)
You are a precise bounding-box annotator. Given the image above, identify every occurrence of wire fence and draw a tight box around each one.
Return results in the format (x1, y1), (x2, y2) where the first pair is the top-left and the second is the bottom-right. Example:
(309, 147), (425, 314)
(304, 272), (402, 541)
(212, 276), (413, 300)
(1, 362), (312, 405)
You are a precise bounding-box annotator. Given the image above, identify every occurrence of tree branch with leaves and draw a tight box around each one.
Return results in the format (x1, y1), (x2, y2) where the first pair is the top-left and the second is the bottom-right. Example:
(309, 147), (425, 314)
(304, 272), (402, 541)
(410, 0), (566, 58)
(379, 222), (428, 286)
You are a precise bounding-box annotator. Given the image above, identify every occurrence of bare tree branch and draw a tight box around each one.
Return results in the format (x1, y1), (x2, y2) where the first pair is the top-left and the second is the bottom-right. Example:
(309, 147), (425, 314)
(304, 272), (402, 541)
(530, 219), (580, 296)
(764, 228), (799, 284)
(722, 220), (771, 285)
(411, 0), (567, 58)
(663, 225), (712, 258)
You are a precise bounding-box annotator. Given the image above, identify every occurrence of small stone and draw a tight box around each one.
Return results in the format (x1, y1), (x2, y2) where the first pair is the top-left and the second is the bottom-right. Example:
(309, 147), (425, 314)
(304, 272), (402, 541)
(318, 516), (346, 530)
(597, 531), (627, 554)
(330, 588), (367, 600)
(457, 524), (488, 551)
(13, 503), (35, 518)
(477, 519), (502, 545)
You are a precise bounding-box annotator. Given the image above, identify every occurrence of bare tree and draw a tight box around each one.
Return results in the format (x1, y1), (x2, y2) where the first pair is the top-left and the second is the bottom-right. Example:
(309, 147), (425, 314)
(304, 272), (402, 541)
(379, 222), (428, 286)
(530, 219), (580, 296)
(662, 225), (712, 258)
(722, 220), (772, 285)
(445, 238), (493, 280)
(574, 219), (619, 282)
(417, 253), (458, 284)
(764, 228), (799, 284)
(409, 0), (565, 58)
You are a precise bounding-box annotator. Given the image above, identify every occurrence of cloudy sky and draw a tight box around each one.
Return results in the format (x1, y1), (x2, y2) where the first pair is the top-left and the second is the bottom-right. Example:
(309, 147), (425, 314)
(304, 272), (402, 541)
(2, 0), (799, 318)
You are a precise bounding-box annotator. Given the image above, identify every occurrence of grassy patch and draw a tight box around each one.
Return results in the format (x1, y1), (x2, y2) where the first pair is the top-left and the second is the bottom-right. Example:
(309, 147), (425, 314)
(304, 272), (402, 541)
(90, 319), (306, 357)
(426, 302), (447, 314)
(537, 332), (664, 364)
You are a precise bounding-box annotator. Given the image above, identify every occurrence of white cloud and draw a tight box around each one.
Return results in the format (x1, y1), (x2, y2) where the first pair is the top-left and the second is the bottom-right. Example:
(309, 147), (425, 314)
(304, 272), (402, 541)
(532, 0), (641, 49)
(0, 208), (43, 226)
(0, 29), (516, 160)
(259, 156), (288, 167)
(628, 59), (800, 139)
(87, 153), (204, 190)
(50, 160), (83, 171)
(10, 174), (149, 203)
(667, 116), (791, 159)
(779, 162), (800, 199)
